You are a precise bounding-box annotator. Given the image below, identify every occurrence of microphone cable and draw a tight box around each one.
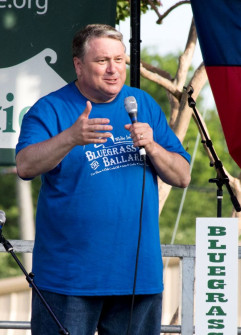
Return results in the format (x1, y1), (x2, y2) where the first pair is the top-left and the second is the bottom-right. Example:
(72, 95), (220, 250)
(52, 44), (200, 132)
(126, 154), (147, 335)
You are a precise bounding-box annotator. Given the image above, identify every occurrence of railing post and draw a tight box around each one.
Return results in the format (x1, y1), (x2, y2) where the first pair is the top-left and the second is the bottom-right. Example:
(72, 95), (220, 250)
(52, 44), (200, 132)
(181, 257), (195, 335)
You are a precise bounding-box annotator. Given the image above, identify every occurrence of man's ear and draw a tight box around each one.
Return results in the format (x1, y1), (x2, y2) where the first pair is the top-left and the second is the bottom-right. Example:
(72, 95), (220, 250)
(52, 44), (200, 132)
(73, 57), (82, 76)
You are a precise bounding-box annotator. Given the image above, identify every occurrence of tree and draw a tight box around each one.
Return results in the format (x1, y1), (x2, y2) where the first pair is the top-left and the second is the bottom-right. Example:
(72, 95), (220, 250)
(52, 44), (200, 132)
(117, 0), (241, 232)
(136, 49), (238, 244)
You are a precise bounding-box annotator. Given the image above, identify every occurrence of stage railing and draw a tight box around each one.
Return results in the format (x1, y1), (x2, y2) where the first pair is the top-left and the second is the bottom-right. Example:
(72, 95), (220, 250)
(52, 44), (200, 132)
(0, 241), (241, 334)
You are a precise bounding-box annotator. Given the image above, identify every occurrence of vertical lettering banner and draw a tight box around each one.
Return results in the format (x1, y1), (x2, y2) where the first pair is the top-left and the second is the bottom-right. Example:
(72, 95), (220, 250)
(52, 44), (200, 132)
(195, 218), (238, 335)
(0, 0), (117, 165)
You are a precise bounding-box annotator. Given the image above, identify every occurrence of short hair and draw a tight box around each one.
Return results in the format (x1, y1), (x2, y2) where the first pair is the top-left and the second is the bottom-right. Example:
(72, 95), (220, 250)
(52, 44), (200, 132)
(72, 24), (125, 60)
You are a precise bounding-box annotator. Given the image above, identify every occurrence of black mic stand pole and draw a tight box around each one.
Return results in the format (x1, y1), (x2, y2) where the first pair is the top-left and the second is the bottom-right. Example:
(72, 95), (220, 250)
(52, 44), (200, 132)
(184, 85), (241, 217)
(0, 231), (70, 335)
(130, 0), (141, 88)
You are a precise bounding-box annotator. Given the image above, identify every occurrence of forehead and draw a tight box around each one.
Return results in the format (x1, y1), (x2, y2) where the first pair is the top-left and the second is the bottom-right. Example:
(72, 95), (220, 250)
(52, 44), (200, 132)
(85, 37), (125, 58)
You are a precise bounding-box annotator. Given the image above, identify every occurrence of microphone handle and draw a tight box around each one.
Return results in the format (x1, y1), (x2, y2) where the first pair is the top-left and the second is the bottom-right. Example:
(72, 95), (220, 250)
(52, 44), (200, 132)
(130, 116), (146, 158)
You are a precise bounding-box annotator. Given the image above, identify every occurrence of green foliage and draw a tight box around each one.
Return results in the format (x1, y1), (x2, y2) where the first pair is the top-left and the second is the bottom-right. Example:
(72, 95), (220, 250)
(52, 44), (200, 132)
(140, 48), (179, 114)
(31, 176), (41, 210)
(116, 0), (161, 24)
(0, 171), (41, 278)
(0, 171), (22, 278)
(160, 111), (237, 245)
(142, 47), (179, 78)
(116, 0), (130, 24)
(0, 253), (22, 277)
(0, 172), (19, 239)
(132, 47), (240, 245)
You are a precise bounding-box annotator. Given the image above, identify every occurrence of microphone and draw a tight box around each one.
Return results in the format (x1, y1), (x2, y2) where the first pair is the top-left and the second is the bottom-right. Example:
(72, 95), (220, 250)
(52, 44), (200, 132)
(124, 96), (146, 157)
(0, 210), (6, 231)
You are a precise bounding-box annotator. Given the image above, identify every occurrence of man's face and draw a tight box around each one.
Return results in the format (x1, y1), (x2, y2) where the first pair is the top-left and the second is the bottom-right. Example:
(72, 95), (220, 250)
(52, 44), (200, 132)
(74, 37), (126, 103)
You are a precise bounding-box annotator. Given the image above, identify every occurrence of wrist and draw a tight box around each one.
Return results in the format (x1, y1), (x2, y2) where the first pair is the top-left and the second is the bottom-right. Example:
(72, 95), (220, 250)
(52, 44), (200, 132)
(145, 141), (158, 157)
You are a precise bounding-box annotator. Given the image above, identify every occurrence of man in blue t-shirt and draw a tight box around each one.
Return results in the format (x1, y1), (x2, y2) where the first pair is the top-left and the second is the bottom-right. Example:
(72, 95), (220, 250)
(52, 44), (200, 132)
(16, 24), (191, 335)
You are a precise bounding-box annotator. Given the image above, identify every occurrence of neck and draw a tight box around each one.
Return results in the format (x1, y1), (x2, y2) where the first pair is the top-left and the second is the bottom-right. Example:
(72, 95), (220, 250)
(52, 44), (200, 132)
(75, 80), (117, 103)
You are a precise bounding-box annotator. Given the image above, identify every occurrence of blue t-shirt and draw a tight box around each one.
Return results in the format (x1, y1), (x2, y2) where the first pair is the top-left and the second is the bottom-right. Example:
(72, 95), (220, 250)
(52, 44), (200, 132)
(16, 82), (190, 296)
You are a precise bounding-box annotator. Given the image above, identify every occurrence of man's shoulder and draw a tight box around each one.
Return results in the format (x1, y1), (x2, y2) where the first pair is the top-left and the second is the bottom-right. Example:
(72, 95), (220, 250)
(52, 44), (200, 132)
(45, 81), (75, 99)
(121, 85), (154, 101)
(34, 81), (76, 106)
(122, 84), (145, 94)
(122, 85), (157, 107)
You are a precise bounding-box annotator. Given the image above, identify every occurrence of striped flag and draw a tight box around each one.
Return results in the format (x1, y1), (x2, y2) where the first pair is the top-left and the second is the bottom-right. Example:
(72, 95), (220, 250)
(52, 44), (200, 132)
(190, 0), (241, 168)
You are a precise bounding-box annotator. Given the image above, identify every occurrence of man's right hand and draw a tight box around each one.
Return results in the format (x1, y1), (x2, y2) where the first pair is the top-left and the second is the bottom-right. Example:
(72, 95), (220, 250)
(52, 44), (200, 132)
(16, 101), (113, 179)
(69, 101), (113, 146)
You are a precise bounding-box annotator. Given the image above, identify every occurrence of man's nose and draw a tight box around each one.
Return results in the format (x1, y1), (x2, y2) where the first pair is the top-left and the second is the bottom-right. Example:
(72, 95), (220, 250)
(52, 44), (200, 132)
(106, 60), (116, 73)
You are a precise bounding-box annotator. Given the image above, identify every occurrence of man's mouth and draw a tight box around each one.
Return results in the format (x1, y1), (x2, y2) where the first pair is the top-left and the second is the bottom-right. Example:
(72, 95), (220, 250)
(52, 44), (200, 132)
(104, 78), (118, 83)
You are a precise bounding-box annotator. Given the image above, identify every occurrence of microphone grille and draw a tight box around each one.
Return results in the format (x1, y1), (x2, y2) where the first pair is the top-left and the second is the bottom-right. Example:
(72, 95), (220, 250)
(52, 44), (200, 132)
(124, 96), (137, 115)
(0, 210), (6, 225)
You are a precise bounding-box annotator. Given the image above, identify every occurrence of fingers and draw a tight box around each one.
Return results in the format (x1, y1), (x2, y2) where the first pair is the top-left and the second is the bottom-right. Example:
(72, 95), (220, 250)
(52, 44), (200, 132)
(81, 101), (111, 129)
(81, 101), (110, 125)
(81, 121), (112, 144)
(125, 122), (153, 148)
(73, 101), (113, 145)
(83, 116), (113, 136)
(124, 124), (132, 131)
(81, 100), (92, 119)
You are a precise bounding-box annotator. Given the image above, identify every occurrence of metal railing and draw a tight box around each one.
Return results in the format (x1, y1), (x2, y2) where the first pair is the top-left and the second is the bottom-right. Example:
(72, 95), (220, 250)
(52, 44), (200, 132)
(0, 241), (241, 334)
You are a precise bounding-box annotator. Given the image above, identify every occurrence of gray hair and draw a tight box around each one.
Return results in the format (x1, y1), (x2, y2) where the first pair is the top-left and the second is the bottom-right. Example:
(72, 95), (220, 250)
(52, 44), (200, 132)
(72, 24), (125, 60)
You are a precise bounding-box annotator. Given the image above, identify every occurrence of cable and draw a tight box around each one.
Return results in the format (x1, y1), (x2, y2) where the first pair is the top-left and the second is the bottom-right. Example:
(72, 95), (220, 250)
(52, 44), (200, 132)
(126, 155), (147, 335)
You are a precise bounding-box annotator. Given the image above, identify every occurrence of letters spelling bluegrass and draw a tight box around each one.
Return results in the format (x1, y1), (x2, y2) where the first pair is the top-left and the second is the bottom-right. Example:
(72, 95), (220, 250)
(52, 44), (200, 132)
(206, 226), (227, 334)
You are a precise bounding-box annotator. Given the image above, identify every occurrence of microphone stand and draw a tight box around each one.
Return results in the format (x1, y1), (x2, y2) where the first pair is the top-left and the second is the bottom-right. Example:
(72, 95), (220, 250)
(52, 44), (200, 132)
(0, 231), (70, 335)
(184, 85), (241, 217)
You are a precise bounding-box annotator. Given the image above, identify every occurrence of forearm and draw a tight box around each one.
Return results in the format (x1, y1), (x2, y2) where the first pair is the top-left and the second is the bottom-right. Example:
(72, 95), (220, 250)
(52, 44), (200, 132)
(16, 101), (113, 179)
(16, 128), (75, 179)
(125, 122), (191, 187)
(146, 142), (191, 188)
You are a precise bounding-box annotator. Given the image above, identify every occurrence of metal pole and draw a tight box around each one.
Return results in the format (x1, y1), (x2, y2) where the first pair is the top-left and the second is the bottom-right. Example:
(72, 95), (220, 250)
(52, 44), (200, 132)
(130, 0), (141, 88)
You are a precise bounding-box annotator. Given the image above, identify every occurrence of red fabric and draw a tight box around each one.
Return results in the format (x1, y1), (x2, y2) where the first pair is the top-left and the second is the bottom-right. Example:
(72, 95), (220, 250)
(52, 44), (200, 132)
(206, 66), (241, 167)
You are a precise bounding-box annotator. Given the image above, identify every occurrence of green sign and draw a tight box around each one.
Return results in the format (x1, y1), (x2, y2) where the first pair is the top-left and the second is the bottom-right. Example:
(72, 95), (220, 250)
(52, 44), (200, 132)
(195, 218), (238, 335)
(0, 0), (117, 166)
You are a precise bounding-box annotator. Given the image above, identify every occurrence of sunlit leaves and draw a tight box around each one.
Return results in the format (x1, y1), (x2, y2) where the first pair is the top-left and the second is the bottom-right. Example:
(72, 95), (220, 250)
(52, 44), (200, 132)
(116, 0), (162, 24)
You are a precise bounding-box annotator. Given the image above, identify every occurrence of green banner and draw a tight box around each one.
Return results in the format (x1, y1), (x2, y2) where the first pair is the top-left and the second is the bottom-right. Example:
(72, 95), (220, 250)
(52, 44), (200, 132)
(0, 0), (117, 166)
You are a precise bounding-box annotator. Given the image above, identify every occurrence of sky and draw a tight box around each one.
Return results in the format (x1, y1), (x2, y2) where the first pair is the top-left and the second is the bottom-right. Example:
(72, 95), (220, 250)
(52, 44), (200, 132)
(117, 1), (202, 65)
(116, 1), (215, 108)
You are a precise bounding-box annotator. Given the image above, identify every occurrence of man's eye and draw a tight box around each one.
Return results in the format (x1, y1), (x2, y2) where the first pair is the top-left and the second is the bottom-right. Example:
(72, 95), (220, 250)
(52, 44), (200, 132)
(97, 59), (106, 64)
(115, 58), (123, 63)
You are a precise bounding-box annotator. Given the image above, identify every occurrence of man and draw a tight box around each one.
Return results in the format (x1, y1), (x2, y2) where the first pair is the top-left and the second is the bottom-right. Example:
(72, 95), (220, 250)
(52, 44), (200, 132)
(16, 24), (191, 335)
